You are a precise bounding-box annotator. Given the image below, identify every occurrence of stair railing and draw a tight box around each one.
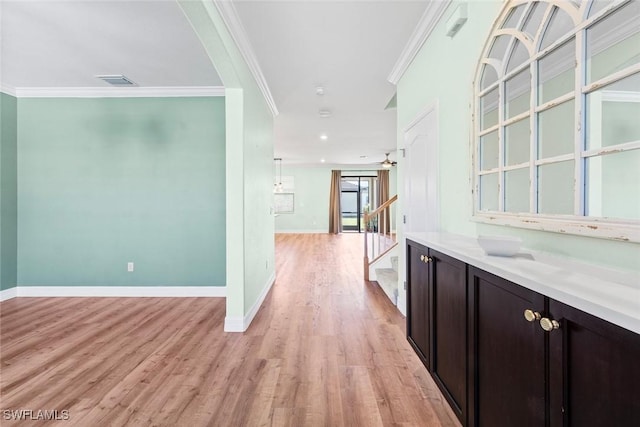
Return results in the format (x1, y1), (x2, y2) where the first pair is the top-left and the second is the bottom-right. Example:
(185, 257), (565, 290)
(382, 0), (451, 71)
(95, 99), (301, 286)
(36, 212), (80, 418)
(363, 194), (398, 280)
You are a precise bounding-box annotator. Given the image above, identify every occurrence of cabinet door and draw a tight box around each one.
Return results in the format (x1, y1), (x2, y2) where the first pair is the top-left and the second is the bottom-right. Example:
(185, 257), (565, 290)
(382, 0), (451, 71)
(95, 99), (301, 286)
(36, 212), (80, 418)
(468, 267), (546, 427)
(548, 299), (640, 427)
(431, 249), (467, 424)
(407, 240), (430, 369)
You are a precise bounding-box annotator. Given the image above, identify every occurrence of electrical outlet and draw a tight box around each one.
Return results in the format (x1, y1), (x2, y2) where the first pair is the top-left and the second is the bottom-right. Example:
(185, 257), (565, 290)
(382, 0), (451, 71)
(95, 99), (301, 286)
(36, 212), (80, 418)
(127, 262), (134, 272)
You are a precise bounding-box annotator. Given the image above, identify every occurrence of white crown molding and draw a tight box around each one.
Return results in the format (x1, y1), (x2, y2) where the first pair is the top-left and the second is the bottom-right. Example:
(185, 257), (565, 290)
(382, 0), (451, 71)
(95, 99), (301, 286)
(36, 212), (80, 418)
(387, 0), (452, 85)
(213, 0), (279, 117)
(1, 83), (17, 97)
(280, 162), (391, 170)
(12, 86), (225, 98)
(13, 286), (226, 298)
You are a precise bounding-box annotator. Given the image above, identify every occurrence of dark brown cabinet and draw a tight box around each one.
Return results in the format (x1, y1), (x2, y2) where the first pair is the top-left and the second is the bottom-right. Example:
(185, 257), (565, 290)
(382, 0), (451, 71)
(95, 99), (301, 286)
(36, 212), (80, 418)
(406, 240), (640, 427)
(407, 240), (467, 424)
(548, 299), (640, 427)
(431, 250), (467, 424)
(406, 240), (430, 369)
(468, 266), (546, 427)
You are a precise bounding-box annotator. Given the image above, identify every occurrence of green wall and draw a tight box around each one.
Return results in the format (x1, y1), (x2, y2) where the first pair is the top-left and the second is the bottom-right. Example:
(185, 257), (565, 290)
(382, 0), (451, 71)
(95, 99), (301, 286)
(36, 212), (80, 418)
(179, 0), (276, 321)
(273, 166), (398, 233)
(397, 0), (640, 272)
(240, 89), (276, 313)
(275, 166), (332, 232)
(17, 97), (226, 286)
(1, 93), (18, 291)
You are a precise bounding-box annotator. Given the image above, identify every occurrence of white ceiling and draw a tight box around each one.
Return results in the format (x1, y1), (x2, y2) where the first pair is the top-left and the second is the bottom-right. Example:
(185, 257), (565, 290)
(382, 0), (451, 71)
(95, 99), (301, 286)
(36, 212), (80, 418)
(234, 1), (428, 167)
(1, 0), (430, 167)
(0, 1), (222, 88)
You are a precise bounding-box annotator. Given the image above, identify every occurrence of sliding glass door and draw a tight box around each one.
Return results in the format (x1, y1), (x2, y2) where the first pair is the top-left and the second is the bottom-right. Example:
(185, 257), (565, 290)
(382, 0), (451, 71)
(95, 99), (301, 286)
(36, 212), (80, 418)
(341, 176), (375, 232)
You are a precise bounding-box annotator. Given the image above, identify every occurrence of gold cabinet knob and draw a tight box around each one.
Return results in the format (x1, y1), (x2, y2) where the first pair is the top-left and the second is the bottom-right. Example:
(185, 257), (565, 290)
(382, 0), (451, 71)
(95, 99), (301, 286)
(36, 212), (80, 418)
(540, 317), (560, 332)
(420, 255), (425, 262)
(523, 309), (541, 322)
(424, 256), (433, 263)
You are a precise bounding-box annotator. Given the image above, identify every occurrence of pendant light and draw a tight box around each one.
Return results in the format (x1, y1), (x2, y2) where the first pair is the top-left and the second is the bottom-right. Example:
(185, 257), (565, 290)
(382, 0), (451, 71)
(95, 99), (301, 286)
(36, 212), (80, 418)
(274, 158), (284, 193)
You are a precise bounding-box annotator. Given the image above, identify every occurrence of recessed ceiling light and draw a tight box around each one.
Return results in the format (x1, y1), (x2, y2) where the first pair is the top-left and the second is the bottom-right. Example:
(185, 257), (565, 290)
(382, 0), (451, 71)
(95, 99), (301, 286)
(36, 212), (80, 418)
(316, 86), (325, 96)
(320, 134), (328, 141)
(319, 109), (332, 118)
(320, 158), (326, 163)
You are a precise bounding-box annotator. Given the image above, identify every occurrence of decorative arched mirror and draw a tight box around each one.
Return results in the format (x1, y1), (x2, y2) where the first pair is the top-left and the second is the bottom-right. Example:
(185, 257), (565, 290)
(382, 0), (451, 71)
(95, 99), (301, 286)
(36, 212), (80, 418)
(473, 0), (640, 241)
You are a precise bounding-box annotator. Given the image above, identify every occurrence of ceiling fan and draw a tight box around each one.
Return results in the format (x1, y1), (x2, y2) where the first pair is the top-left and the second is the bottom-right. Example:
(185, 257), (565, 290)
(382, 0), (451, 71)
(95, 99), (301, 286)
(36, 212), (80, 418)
(380, 153), (397, 168)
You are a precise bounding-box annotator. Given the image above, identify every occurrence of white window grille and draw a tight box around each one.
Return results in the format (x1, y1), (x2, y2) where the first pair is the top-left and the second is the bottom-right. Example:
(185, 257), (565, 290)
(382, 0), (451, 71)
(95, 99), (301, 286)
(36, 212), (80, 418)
(473, 0), (640, 242)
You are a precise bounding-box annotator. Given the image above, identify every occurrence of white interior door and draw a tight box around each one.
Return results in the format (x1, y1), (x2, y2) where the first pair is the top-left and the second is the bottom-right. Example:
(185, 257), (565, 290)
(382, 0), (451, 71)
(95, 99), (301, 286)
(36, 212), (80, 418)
(404, 106), (439, 233)
(397, 105), (439, 317)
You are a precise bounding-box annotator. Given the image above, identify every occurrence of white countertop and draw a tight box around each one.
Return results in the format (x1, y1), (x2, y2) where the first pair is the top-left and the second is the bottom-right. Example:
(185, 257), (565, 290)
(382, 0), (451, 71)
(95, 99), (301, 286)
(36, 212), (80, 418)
(405, 232), (640, 335)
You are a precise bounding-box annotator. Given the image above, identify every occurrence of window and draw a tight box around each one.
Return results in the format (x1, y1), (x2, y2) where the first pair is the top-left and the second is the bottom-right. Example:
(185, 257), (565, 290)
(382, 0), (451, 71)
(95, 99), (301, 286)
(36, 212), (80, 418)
(474, 0), (640, 241)
(340, 176), (376, 232)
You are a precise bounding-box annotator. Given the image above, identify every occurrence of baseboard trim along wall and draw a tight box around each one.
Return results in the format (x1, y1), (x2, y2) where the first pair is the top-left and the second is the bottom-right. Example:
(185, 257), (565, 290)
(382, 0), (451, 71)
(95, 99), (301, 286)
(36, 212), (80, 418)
(0, 287), (19, 301)
(223, 316), (245, 332)
(275, 230), (328, 234)
(224, 272), (276, 332)
(0, 286), (226, 300)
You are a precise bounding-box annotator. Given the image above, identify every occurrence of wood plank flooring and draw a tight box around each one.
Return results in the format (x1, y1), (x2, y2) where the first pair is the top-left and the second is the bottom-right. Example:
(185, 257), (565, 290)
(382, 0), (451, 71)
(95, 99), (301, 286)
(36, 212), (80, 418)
(0, 233), (459, 426)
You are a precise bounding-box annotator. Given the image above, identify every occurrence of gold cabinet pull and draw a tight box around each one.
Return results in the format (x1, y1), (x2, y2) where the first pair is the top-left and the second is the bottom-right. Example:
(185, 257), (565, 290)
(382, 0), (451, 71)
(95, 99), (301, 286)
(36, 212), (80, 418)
(540, 317), (560, 332)
(419, 255), (432, 263)
(523, 309), (541, 322)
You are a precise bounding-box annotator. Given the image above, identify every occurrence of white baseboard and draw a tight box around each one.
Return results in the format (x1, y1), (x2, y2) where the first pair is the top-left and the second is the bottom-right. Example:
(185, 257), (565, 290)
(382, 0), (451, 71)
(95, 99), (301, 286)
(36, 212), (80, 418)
(275, 229), (328, 234)
(11, 286), (226, 298)
(0, 287), (18, 301)
(223, 316), (245, 332)
(397, 294), (407, 317)
(224, 271), (276, 332)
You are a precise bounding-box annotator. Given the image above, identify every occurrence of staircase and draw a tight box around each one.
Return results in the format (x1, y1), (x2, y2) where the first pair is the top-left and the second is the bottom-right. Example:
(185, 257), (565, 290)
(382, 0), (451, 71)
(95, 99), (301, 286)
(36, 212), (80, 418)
(363, 194), (398, 306)
(375, 256), (398, 305)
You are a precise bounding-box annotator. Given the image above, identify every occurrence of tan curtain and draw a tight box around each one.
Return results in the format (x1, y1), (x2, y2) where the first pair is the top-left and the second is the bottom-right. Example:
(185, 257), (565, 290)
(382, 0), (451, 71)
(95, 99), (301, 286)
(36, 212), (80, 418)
(377, 170), (390, 233)
(329, 170), (342, 234)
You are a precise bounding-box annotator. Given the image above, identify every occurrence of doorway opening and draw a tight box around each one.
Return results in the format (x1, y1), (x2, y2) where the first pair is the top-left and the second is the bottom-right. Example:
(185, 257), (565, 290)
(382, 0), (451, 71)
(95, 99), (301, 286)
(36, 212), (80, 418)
(340, 176), (377, 232)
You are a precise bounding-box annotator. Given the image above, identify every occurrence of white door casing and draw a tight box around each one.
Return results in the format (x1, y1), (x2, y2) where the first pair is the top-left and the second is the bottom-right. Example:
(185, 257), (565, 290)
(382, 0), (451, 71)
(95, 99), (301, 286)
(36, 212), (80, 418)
(397, 103), (439, 316)
(404, 104), (439, 233)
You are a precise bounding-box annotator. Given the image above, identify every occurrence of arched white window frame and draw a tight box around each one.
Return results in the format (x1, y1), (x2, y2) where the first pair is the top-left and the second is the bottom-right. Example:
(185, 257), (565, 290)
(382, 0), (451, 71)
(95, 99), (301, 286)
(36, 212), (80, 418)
(472, 0), (640, 242)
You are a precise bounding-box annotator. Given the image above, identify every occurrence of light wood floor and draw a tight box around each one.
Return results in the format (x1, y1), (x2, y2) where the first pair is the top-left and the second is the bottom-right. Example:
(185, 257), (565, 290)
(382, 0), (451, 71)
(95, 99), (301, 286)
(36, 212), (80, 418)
(0, 233), (459, 426)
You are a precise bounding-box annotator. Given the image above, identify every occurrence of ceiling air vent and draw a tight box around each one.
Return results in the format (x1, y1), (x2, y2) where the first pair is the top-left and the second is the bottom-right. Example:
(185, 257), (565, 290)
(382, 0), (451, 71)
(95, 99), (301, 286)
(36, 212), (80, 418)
(318, 109), (332, 118)
(96, 75), (137, 86)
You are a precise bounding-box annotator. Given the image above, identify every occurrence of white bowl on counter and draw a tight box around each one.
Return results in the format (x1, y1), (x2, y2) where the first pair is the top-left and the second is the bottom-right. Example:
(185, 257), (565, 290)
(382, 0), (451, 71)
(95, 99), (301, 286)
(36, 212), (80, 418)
(477, 235), (522, 257)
